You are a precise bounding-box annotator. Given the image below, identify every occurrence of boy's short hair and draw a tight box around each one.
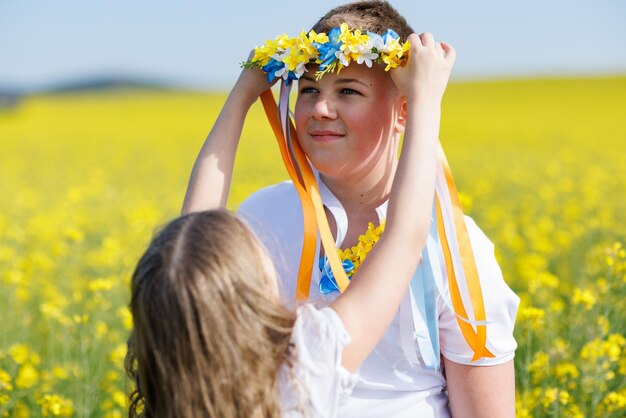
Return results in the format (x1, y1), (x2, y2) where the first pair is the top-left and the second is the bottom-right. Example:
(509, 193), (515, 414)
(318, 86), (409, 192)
(311, 0), (414, 42)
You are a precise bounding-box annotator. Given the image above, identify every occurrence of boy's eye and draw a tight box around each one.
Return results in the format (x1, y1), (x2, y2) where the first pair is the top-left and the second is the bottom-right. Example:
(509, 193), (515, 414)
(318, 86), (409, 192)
(340, 88), (360, 95)
(299, 86), (318, 94)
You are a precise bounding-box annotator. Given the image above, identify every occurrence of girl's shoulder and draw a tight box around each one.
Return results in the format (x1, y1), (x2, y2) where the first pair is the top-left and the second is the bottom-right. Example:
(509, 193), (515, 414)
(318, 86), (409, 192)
(278, 304), (358, 417)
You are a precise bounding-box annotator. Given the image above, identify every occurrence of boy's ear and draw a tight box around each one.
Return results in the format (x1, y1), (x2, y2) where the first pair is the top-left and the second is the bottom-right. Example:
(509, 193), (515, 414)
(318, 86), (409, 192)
(394, 98), (408, 134)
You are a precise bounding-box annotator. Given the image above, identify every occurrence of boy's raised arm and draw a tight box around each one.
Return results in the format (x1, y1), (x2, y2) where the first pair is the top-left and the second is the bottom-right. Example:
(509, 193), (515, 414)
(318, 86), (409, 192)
(331, 33), (456, 372)
(181, 66), (273, 214)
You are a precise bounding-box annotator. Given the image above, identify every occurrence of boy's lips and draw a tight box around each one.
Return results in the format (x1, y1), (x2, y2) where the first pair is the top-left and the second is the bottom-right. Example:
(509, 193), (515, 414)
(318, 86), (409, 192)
(309, 130), (345, 143)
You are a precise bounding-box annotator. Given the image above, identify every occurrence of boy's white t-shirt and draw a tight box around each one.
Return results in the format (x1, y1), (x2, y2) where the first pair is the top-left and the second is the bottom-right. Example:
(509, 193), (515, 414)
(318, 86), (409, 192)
(278, 304), (358, 417)
(240, 180), (520, 418)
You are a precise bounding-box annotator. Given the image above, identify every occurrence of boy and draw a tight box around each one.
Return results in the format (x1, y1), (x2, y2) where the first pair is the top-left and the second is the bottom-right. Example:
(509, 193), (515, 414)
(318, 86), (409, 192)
(183, 1), (518, 416)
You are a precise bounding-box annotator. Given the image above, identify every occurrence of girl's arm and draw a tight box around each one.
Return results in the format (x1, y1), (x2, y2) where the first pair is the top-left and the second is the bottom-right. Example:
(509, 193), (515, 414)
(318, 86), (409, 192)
(181, 66), (273, 214)
(331, 33), (456, 372)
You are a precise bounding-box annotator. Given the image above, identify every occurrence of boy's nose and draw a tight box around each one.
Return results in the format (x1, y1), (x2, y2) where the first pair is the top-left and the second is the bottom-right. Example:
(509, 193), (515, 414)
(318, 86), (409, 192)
(311, 98), (337, 120)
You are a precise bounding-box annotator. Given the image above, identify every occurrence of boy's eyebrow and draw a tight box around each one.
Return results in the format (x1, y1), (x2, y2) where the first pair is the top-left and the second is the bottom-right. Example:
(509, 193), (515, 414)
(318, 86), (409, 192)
(300, 75), (369, 88)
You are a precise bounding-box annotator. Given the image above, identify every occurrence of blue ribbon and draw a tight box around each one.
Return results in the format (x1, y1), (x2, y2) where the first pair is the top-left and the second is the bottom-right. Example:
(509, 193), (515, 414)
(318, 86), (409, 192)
(408, 205), (441, 370)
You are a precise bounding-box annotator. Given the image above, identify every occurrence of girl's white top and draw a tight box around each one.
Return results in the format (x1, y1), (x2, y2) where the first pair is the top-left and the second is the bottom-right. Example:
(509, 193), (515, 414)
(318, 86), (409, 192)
(278, 304), (358, 417)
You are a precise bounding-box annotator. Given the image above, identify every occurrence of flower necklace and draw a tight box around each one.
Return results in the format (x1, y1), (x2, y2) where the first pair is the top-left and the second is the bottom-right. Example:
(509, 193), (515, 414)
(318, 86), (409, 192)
(319, 219), (386, 294)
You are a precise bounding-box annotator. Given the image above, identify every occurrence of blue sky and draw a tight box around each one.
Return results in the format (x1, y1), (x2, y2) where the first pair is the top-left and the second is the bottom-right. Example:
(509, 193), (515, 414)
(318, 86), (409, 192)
(1, 0), (625, 91)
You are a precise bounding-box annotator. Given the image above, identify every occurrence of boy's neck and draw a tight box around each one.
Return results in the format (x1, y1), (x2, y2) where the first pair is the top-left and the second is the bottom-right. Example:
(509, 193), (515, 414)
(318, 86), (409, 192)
(320, 158), (398, 215)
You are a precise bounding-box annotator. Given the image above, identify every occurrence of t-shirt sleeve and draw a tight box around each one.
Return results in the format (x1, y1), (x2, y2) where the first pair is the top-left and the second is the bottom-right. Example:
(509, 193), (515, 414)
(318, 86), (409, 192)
(438, 216), (520, 366)
(280, 304), (358, 417)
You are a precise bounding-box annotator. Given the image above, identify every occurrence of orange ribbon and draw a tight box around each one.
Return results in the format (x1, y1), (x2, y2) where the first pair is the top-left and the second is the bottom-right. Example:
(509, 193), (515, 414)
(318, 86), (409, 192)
(260, 90), (349, 298)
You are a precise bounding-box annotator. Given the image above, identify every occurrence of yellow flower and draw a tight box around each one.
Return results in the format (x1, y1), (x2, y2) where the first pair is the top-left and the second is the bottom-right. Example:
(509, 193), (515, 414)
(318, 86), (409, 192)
(8, 344), (30, 365)
(597, 315), (610, 335)
(52, 366), (69, 381)
(37, 394), (74, 417)
(308, 30), (328, 44)
(296, 31), (317, 58)
(540, 387), (570, 408)
(108, 343), (127, 365)
(15, 364), (38, 389)
(252, 41), (277, 66)
(572, 287), (596, 310)
(338, 219), (385, 277)
(554, 362), (579, 383)
(88, 277), (116, 292)
(528, 351), (550, 384)
(517, 306), (545, 331)
(13, 401), (29, 418)
(0, 369), (12, 391)
(112, 390), (126, 408)
(602, 388), (626, 413)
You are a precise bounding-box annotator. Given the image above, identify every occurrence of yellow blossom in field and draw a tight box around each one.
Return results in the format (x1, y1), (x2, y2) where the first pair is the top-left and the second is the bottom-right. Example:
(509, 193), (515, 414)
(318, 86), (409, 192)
(117, 306), (133, 330)
(572, 287), (596, 310)
(37, 394), (74, 417)
(88, 277), (116, 292)
(63, 225), (84, 242)
(619, 356), (626, 375)
(554, 362), (579, 383)
(528, 351), (550, 384)
(112, 390), (126, 408)
(0, 369), (12, 392)
(104, 411), (123, 418)
(597, 315), (610, 335)
(73, 314), (88, 324)
(15, 364), (38, 389)
(602, 388), (626, 413)
(52, 366), (69, 380)
(13, 401), (29, 418)
(108, 343), (127, 365)
(548, 298), (565, 313)
(9, 344), (34, 365)
(596, 277), (609, 294)
(518, 306), (545, 331)
(528, 271), (559, 294)
(540, 387), (570, 408)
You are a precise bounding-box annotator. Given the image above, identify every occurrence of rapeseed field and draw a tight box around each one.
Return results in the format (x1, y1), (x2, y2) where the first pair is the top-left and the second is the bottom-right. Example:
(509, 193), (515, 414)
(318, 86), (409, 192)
(0, 76), (624, 417)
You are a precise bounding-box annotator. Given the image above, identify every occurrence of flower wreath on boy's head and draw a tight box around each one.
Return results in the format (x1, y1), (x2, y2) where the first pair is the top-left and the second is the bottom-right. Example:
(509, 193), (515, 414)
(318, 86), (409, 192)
(241, 23), (411, 83)
(244, 25), (494, 365)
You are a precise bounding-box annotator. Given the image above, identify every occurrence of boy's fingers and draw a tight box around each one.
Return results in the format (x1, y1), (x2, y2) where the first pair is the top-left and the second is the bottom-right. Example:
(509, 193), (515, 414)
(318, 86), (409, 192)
(440, 42), (456, 62)
(407, 33), (423, 48)
(419, 32), (435, 47)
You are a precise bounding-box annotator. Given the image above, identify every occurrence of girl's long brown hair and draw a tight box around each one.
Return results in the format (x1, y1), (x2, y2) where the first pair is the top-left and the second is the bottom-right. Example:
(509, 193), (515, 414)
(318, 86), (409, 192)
(125, 210), (296, 417)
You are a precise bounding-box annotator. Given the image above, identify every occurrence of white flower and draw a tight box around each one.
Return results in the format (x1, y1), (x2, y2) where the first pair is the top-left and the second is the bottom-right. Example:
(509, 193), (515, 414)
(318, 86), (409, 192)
(274, 65), (290, 80)
(335, 50), (350, 67)
(294, 62), (307, 78)
(368, 32), (385, 51)
(356, 44), (378, 67)
(356, 52), (378, 67)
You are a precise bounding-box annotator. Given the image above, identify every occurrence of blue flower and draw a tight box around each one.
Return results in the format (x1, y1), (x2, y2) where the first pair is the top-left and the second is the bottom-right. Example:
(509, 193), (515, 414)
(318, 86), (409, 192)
(381, 29), (400, 43)
(319, 256), (355, 294)
(262, 59), (284, 83)
(314, 27), (342, 70)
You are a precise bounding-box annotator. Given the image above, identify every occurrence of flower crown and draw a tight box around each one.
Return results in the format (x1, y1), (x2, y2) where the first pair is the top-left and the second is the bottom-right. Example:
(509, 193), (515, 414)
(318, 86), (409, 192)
(242, 23), (411, 84)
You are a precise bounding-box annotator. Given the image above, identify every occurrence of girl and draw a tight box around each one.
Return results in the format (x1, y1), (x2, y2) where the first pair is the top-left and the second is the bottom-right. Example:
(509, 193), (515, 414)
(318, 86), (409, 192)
(128, 31), (457, 416)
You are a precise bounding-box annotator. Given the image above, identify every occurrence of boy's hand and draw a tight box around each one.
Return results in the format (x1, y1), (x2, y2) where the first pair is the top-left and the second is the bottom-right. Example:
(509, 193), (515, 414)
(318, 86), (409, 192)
(391, 33), (456, 103)
(233, 50), (277, 106)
